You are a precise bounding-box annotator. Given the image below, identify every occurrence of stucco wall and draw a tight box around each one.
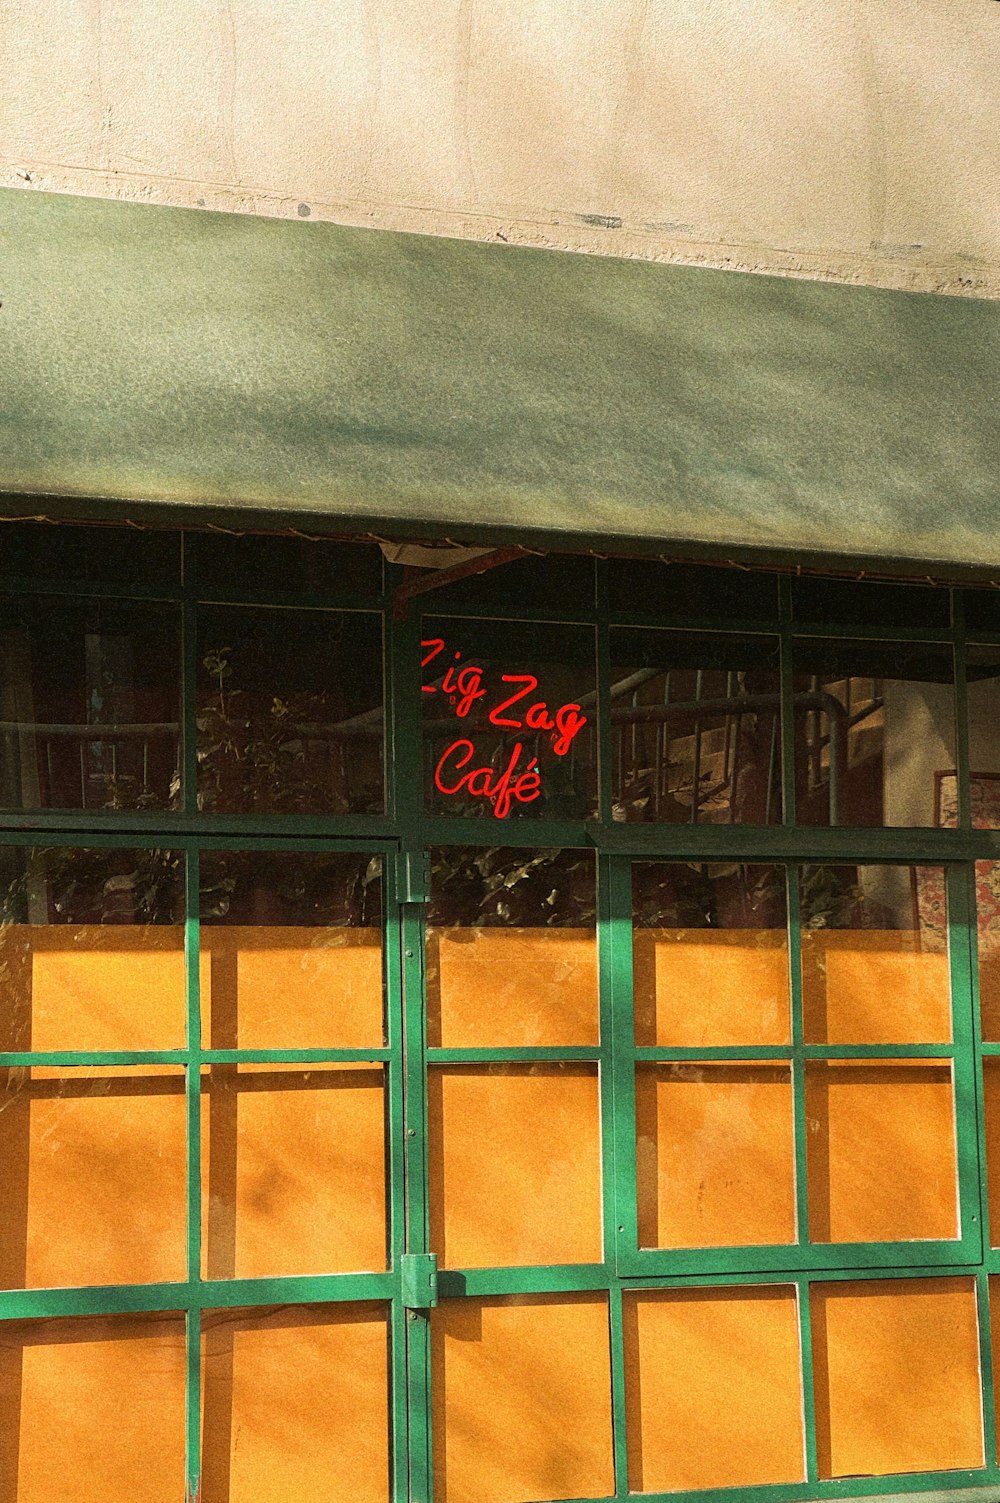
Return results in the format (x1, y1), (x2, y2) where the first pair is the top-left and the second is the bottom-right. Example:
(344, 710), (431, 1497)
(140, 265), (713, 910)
(3, 0), (1000, 296)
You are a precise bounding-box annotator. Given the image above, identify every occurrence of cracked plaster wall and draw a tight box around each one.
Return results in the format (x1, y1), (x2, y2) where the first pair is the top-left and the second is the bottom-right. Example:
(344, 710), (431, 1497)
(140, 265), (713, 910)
(2, 0), (999, 296)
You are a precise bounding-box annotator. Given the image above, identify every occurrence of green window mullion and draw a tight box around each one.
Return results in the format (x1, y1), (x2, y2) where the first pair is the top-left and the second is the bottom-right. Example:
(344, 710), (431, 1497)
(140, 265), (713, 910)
(976, 1270), (998, 1473)
(949, 864), (986, 1257)
(788, 866), (810, 1252)
(608, 855), (640, 1272)
(796, 1273), (820, 1488)
(185, 1305), (201, 1503)
(608, 1281), (629, 1499)
(383, 859), (412, 1503)
(184, 844), (203, 1499)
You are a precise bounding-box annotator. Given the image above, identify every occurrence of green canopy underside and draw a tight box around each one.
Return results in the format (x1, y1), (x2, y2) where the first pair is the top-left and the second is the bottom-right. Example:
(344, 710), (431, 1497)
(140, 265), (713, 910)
(1, 187), (998, 573)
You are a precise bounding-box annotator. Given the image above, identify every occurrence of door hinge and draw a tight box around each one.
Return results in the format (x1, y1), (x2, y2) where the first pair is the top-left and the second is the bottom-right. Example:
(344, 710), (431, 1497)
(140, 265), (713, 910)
(401, 1252), (438, 1309)
(396, 850), (430, 904)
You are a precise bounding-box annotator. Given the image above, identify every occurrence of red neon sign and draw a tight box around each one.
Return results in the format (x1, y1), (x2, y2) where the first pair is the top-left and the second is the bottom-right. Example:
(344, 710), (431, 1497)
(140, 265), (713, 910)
(423, 639), (588, 819)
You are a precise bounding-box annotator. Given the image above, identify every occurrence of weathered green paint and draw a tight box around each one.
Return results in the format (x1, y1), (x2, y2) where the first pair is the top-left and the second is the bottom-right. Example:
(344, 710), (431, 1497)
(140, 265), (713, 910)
(3, 188), (1000, 573)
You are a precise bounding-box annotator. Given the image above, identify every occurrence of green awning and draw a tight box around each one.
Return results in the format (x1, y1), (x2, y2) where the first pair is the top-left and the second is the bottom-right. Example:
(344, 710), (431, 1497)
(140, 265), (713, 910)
(1, 186), (998, 574)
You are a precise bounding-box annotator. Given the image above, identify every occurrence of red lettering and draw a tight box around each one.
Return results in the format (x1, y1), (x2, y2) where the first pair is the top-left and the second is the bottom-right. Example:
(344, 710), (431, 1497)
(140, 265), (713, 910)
(489, 674), (538, 729)
(433, 739), (475, 795)
(552, 704), (588, 756)
(441, 652), (463, 695)
(524, 702), (555, 732)
(454, 665), (486, 718)
(421, 638), (445, 692)
(433, 739), (542, 819)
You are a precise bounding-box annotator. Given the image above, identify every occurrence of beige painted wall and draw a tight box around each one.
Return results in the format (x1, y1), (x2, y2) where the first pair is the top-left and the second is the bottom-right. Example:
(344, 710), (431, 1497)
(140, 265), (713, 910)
(3, 0), (1000, 296)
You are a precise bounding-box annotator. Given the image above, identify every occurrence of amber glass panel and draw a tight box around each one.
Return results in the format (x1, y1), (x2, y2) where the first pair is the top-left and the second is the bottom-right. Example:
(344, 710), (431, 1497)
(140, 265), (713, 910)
(623, 1287), (805, 1492)
(431, 1295), (613, 1503)
(201, 1064), (386, 1279)
(201, 1303), (390, 1503)
(801, 865), (951, 1045)
(197, 605), (384, 815)
(609, 628), (781, 824)
(199, 851), (384, 1049)
(805, 1061), (958, 1243)
(0, 594), (181, 812)
(0, 1312), (186, 1503)
(0, 846), (184, 1052)
(0, 1065), (186, 1290)
(427, 848), (597, 1047)
(632, 862), (789, 1046)
(422, 616), (597, 821)
(983, 1060), (1000, 1247)
(428, 1066), (601, 1268)
(792, 639), (955, 827)
(976, 862), (1000, 1041)
(811, 1277), (983, 1478)
(636, 1064), (795, 1249)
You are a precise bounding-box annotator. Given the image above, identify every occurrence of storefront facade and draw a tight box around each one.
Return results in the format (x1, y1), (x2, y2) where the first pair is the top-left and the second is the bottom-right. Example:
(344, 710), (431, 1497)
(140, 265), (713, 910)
(4, 515), (1000, 1503)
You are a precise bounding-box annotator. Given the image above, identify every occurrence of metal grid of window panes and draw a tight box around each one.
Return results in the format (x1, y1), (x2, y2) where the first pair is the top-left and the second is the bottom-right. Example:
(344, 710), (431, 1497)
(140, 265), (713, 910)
(5, 523), (1000, 1503)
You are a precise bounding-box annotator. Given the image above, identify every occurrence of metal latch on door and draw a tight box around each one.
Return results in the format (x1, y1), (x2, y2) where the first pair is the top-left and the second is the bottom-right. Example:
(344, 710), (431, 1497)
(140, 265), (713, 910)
(401, 1252), (439, 1309)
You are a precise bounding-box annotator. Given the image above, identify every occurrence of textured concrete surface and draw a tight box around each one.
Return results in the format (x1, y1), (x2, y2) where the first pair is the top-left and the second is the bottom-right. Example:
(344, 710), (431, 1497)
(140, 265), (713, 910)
(2, 187), (998, 571)
(2, 0), (1000, 296)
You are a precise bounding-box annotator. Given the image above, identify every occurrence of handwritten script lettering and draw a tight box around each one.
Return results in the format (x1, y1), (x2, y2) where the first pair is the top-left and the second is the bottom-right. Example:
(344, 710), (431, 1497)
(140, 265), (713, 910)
(423, 639), (588, 819)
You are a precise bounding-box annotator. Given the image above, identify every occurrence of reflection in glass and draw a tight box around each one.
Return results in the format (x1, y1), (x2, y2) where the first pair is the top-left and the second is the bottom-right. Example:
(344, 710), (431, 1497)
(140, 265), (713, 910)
(201, 1304), (391, 1503)
(804, 1061), (958, 1243)
(811, 1278), (983, 1479)
(197, 605), (384, 815)
(427, 847), (597, 1047)
(800, 865), (951, 1045)
(609, 629), (781, 824)
(201, 1063), (387, 1279)
(431, 1295), (614, 1503)
(0, 845), (184, 1052)
(966, 649), (1000, 829)
(0, 1066), (187, 1290)
(623, 1287), (805, 1492)
(636, 1064), (796, 1249)
(199, 851), (384, 1050)
(982, 1060), (1000, 1247)
(427, 1065), (601, 1268)
(0, 1312), (186, 1503)
(980, 865), (1000, 1044)
(422, 617), (597, 821)
(0, 595), (181, 811)
(792, 639), (955, 827)
(632, 862), (788, 1047)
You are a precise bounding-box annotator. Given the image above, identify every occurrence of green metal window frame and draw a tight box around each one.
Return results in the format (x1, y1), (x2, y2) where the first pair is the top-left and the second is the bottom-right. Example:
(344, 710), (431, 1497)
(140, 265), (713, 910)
(4, 531), (1000, 1502)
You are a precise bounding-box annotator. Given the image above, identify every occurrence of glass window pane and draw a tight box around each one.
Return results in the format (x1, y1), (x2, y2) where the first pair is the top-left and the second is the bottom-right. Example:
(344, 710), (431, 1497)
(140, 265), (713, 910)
(0, 846), (185, 1052)
(811, 1278), (983, 1479)
(199, 851), (384, 1050)
(427, 848), (597, 1048)
(202, 1303), (390, 1503)
(201, 1063), (386, 1279)
(636, 1063), (796, 1249)
(606, 559), (779, 623)
(802, 864), (951, 1045)
(609, 629), (781, 824)
(805, 1061), (958, 1243)
(197, 534), (383, 601)
(0, 521), (181, 593)
(976, 862), (1000, 1040)
(982, 1059), (1000, 1247)
(422, 617), (597, 821)
(623, 1287), (805, 1492)
(792, 639), (955, 827)
(431, 1294), (613, 1503)
(428, 1065), (601, 1268)
(0, 1312), (186, 1503)
(0, 1066), (186, 1289)
(632, 862), (789, 1046)
(421, 552), (595, 613)
(792, 576), (950, 630)
(967, 650), (1000, 828)
(197, 605), (384, 815)
(0, 595), (181, 812)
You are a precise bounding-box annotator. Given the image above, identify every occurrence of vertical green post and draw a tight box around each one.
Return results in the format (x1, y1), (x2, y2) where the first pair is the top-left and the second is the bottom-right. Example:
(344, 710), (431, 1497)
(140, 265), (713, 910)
(184, 842), (203, 1500)
(797, 1275), (820, 1487)
(954, 589), (973, 831)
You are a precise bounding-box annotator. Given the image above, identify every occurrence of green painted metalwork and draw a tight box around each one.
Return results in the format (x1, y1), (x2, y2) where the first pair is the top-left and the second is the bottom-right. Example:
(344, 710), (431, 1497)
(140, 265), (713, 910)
(6, 531), (1000, 1502)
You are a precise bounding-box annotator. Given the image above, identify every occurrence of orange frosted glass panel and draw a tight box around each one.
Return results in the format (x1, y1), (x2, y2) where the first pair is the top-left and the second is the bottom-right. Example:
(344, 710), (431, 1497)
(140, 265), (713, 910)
(990, 1279), (1000, 1451)
(802, 930), (951, 1045)
(0, 924), (186, 1052)
(431, 1295), (613, 1503)
(201, 1304), (390, 1503)
(200, 927), (383, 1049)
(812, 1278), (983, 1478)
(633, 929), (789, 1047)
(0, 1066), (186, 1290)
(0, 1313), (186, 1503)
(636, 1064), (795, 1248)
(426, 929), (598, 1048)
(201, 1063), (386, 1279)
(623, 1287), (805, 1492)
(428, 1067), (601, 1269)
(805, 1061), (958, 1243)
(983, 1061), (1000, 1247)
(976, 862), (1000, 1041)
